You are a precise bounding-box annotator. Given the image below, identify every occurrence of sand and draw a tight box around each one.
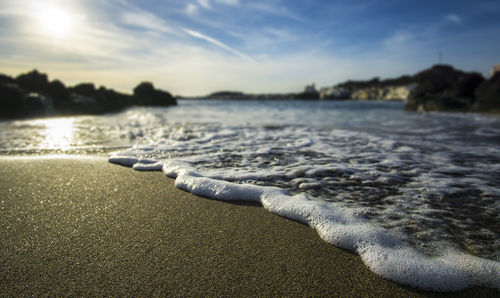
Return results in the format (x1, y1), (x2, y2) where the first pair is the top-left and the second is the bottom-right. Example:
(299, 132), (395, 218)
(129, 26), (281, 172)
(0, 156), (497, 296)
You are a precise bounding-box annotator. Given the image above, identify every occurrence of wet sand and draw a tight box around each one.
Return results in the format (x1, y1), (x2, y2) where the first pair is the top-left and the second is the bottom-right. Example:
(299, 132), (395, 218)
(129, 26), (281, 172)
(0, 156), (497, 296)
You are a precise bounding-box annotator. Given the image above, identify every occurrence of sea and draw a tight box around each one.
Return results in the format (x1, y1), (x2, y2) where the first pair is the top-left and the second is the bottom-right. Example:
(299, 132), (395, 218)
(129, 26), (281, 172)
(1, 99), (499, 291)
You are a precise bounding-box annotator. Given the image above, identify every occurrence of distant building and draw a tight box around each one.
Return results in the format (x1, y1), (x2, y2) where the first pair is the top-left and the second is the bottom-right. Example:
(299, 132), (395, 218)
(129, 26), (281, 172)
(492, 64), (500, 77)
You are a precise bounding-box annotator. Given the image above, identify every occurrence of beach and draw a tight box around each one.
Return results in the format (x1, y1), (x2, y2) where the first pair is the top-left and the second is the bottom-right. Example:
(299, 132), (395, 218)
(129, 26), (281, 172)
(0, 156), (497, 296)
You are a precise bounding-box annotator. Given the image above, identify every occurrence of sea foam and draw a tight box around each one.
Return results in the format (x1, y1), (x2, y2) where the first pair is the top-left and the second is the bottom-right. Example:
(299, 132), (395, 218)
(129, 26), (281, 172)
(109, 155), (500, 291)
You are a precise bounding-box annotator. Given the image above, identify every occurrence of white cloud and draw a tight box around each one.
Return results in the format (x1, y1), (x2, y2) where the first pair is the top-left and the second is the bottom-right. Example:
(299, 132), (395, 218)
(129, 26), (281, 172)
(120, 9), (175, 34)
(384, 30), (415, 48)
(445, 14), (462, 25)
(216, 0), (240, 5)
(198, 0), (211, 9)
(183, 28), (254, 62)
(3, 0), (495, 97)
(187, 0), (239, 16)
(185, 3), (199, 16)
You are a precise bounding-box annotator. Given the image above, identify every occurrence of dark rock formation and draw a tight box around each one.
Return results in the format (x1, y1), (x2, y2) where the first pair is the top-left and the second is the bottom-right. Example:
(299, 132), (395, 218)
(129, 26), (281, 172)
(405, 65), (485, 112)
(15, 70), (50, 93)
(0, 70), (176, 120)
(48, 80), (71, 110)
(69, 83), (97, 97)
(0, 84), (25, 119)
(133, 82), (176, 106)
(95, 87), (132, 112)
(0, 84), (48, 119)
(471, 73), (500, 113)
(23, 92), (49, 117)
(0, 74), (14, 85)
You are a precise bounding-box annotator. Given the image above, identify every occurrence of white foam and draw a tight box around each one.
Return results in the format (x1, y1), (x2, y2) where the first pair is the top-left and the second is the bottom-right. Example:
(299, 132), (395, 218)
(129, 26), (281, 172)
(109, 155), (500, 291)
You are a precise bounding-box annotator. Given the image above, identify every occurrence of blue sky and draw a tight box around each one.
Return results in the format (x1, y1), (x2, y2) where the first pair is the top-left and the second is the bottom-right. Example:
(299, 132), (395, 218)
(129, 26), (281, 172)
(0, 0), (499, 95)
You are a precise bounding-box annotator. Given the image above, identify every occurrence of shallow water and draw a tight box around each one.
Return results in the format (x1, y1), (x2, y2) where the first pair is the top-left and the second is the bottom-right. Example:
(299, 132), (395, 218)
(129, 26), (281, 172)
(1, 99), (499, 290)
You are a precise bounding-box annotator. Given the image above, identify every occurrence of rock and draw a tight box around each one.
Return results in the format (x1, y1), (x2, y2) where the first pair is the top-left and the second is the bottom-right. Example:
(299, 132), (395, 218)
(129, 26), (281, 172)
(23, 92), (50, 117)
(0, 85), (48, 119)
(69, 83), (97, 97)
(65, 84), (135, 115)
(471, 73), (500, 113)
(405, 65), (485, 112)
(95, 87), (132, 113)
(15, 69), (50, 93)
(1, 70), (177, 119)
(132, 82), (176, 106)
(0, 84), (25, 119)
(0, 74), (14, 85)
(47, 80), (71, 109)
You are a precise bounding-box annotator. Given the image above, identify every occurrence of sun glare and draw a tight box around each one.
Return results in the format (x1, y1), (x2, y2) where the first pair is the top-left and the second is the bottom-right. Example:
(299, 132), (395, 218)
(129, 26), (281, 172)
(42, 118), (75, 150)
(36, 5), (73, 38)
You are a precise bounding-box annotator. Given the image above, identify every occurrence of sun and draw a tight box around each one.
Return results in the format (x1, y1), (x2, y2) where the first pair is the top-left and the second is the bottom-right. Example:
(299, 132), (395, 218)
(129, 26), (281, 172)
(36, 5), (73, 38)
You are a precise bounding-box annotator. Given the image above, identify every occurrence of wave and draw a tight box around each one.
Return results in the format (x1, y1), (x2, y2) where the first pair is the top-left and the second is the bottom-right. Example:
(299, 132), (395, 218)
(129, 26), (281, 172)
(109, 155), (500, 291)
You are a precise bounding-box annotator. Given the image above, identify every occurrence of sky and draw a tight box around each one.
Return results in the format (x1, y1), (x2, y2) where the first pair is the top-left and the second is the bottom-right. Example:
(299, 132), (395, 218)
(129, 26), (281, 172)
(0, 0), (499, 96)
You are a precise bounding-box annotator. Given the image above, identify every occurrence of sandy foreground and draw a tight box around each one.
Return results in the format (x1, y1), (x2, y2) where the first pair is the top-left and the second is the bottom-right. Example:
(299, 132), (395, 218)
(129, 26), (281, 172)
(0, 156), (497, 296)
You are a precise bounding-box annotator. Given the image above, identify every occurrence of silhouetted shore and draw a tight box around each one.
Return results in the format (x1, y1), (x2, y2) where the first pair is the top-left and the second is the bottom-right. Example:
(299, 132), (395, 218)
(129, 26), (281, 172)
(0, 70), (176, 120)
(2, 65), (500, 121)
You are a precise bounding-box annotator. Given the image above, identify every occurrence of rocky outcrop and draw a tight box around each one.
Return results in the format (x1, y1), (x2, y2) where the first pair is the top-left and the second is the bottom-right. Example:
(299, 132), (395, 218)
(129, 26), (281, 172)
(15, 70), (50, 93)
(0, 84), (26, 119)
(323, 65), (494, 112)
(133, 82), (177, 106)
(0, 74), (14, 85)
(471, 73), (500, 113)
(0, 70), (177, 119)
(405, 65), (485, 112)
(48, 80), (71, 109)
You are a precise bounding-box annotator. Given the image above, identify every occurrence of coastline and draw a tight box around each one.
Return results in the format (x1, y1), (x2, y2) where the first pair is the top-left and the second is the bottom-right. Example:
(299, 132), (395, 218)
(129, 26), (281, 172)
(0, 156), (497, 296)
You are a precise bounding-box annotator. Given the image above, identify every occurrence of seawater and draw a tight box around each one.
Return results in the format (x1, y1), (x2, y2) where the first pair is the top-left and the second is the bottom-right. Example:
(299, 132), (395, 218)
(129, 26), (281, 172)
(1, 99), (499, 291)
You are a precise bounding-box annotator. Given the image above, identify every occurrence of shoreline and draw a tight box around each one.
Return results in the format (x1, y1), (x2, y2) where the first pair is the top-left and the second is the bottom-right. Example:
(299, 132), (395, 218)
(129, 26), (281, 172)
(0, 155), (497, 296)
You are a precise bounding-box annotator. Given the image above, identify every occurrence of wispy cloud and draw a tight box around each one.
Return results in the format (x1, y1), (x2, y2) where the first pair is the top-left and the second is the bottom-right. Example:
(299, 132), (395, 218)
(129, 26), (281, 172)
(198, 0), (211, 10)
(185, 3), (199, 16)
(0, 0), (498, 96)
(120, 9), (176, 34)
(216, 0), (240, 5)
(384, 30), (415, 48)
(185, 0), (240, 17)
(246, 2), (303, 22)
(183, 28), (254, 62)
(444, 14), (463, 25)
